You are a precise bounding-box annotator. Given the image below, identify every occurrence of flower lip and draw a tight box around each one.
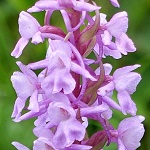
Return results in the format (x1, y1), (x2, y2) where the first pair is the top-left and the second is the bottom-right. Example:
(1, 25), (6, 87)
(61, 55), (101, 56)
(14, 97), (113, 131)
(19, 11), (40, 39)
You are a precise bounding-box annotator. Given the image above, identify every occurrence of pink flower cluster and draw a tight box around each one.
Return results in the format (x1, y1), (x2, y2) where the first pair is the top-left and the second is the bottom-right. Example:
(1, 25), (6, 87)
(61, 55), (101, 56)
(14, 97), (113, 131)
(11, 0), (145, 150)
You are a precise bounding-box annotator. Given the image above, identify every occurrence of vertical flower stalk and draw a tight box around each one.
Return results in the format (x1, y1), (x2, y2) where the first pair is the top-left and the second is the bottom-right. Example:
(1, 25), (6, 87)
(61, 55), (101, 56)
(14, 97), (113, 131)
(11, 0), (145, 150)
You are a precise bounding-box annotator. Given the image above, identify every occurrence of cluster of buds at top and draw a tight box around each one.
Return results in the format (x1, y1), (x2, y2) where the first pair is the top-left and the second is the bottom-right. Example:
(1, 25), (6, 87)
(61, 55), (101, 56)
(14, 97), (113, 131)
(11, 0), (145, 150)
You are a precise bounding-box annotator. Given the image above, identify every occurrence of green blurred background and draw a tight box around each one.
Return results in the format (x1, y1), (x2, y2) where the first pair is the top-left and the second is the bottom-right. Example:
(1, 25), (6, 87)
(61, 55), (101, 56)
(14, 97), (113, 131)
(0, 0), (149, 149)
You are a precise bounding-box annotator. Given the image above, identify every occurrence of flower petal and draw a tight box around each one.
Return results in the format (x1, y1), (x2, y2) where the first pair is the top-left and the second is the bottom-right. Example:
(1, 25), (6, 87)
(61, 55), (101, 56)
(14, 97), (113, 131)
(53, 118), (85, 149)
(28, 90), (39, 112)
(71, 62), (96, 81)
(113, 65), (140, 78)
(12, 142), (30, 150)
(117, 91), (137, 115)
(11, 98), (26, 120)
(11, 38), (29, 58)
(118, 116), (145, 150)
(65, 144), (92, 150)
(11, 72), (35, 100)
(33, 127), (53, 139)
(16, 61), (37, 84)
(116, 33), (136, 55)
(106, 11), (128, 38)
(35, 1), (63, 10)
(103, 46), (122, 59)
(110, 0), (120, 7)
(118, 115), (145, 134)
(114, 72), (141, 94)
